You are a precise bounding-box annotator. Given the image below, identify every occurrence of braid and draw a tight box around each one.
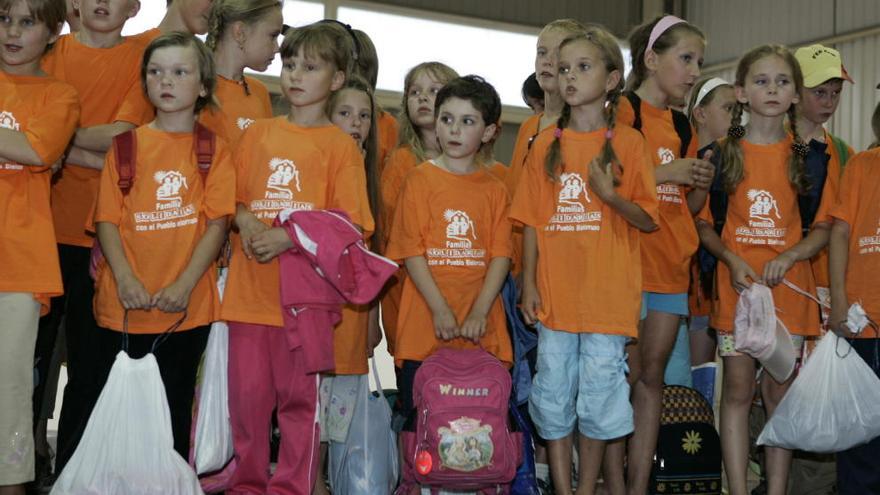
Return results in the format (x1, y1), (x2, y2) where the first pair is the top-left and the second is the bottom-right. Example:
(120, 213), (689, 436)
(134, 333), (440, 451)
(205, 3), (225, 51)
(544, 104), (571, 180)
(787, 105), (809, 193)
(599, 90), (622, 186)
(720, 101), (746, 193)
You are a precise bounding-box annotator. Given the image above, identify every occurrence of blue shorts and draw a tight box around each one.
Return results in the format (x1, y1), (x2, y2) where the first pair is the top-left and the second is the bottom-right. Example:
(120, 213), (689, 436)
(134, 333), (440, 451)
(642, 291), (689, 316)
(529, 323), (632, 441)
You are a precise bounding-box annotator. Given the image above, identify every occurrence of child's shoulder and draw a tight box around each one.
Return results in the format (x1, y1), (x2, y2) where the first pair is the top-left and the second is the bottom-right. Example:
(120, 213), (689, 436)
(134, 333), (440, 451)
(847, 147), (880, 172)
(243, 76), (271, 99)
(387, 145), (416, 163)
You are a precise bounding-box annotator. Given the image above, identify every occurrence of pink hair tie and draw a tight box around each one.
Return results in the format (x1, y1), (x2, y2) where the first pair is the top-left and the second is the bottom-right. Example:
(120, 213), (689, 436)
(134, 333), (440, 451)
(605, 129), (614, 140)
(647, 15), (686, 52)
(554, 128), (563, 138)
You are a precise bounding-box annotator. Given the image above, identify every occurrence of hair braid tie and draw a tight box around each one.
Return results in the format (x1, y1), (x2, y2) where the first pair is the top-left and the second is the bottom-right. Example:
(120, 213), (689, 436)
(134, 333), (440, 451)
(791, 141), (809, 158)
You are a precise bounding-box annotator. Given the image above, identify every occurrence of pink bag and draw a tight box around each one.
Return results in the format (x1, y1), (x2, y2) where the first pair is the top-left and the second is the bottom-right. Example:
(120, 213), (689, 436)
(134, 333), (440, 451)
(398, 348), (522, 494)
(734, 282), (802, 383)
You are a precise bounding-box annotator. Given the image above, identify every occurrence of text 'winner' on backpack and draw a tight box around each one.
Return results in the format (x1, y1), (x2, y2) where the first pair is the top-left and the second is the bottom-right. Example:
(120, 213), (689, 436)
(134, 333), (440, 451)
(398, 347), (523, 494)
(650, 385), (722, 495)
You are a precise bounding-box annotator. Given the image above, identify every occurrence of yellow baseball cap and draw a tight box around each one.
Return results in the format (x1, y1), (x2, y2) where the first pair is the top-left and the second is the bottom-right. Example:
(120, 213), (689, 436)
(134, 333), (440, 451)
(795, 44), (854, 88)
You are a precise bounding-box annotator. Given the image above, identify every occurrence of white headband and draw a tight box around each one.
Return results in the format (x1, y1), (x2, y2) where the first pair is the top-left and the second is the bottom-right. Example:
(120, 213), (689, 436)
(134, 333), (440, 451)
(693, 77), (730, 109)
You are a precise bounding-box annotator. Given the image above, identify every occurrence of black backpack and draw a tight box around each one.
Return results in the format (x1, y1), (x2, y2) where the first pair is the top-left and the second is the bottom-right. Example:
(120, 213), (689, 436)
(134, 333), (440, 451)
(650, 385), (722, 495)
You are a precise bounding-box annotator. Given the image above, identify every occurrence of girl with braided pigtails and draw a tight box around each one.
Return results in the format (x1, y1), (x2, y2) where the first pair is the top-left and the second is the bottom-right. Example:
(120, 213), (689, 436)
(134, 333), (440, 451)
(200, 0), (282, 143)
(696, 44), (833, 495)
(510, 27), (659, 495)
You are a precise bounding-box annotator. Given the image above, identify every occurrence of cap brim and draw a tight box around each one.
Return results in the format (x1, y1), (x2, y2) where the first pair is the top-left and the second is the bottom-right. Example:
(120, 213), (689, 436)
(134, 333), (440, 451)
(804, 67), (854, 88)
(759, 323), (797, 383)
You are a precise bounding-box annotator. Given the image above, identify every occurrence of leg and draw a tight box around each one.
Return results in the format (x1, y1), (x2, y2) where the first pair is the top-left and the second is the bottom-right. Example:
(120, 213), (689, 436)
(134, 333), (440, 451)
(719, 354), (756, 495)
(530, 323), (579, 495)
(760, 368), (795, 495)
(837, 338), (880, 495)
(312, 443), (330, 495)
(600, 438), (626, 495)
(626, 310), (680, 495)
(688, 316), (717, 366)
(663, 319), (692, 387)
(228, 323), (277, 495)
(576, 435), (606, 495)
(0, 293), (40, 490)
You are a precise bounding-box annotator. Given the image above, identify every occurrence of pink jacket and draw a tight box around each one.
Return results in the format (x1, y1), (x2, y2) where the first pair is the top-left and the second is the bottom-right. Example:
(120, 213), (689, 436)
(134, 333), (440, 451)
(276, 209), (397, 373)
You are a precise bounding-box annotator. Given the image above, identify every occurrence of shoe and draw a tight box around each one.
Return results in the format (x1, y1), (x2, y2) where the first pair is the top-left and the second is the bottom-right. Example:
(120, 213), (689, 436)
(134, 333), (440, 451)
(537, 478), (555, 495)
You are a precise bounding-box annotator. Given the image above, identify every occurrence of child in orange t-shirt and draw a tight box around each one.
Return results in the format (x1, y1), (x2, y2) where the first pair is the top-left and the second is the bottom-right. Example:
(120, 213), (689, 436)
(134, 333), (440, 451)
(90, 33), (234, 466)
(616, 16), (717, 493)
(200, 0), (280, 143)
(828, 148), (880, 493)
(0, 1), (79, 488)
(349, 28), (398, 170)
(511, 30), (659, 494)
(221, 23), (373, 494)
(385, 75), (513, 440)
(696, 45), (832, 495)
(379, 61), (458, 356)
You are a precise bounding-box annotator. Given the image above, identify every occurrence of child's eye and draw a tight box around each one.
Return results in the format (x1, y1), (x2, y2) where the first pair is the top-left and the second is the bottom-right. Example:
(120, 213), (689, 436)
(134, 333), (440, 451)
(440, 116), (452, 124)
(463, 117), (475, 125)
(147, 68), (160, 76)
(682, 54), (692, 63)
(338, 110), (350, 117)
(21, 17), (34, 26)
(306, 64), (316, 71)
(0, 15), (10, 24)
(558, 66), (569, 74)
(537, 49), (547, 57)
(359, 112), (370, 120)
(755, 78), (767, 85)
(175, 69), (188, 76)
(282, 62), (294, 70)
(777, 78), (790, 86)
(579, 63), (590, 71)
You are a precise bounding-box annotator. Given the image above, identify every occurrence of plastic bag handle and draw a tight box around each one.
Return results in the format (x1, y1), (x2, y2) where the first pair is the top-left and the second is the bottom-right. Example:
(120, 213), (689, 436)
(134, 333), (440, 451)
(782, 279), (829, 309)
(121, 309), (188, 354)
(370, 357), (384, 394)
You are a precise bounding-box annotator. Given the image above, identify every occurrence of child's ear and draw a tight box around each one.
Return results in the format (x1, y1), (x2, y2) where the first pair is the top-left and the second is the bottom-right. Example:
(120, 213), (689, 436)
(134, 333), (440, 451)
(692, 105), (706, 125)
(127, 0), (141, 19)
(644, 48), (659, 73)
(48, 23), (62, 45)
(734, 85), (749, 105)
(330, 70), (345, 92)
(481, 122), (498, 144)
(232, 21), (247, 47)
(605, 69), (622, 93)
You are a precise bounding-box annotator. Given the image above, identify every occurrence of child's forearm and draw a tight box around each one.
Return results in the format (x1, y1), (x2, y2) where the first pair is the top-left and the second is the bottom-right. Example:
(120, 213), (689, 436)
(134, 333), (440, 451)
(469, 257), (511, 317)
(234, 203), (258, 229)
(829, 220), (850, 312)
(174, 218), (228, 289)
(74, 122), (136, 152)
(66, 145), (106, 170)
(404, 255), (452, 314)
(97, 222), (137, 281)
(781, 223), (831, 262)
(522, 226), (538, 288)
(606, 194), (658, 232)
(696, 219), (732, 263)
(687, 187), (709, 216)
(0, 128), (45, 166)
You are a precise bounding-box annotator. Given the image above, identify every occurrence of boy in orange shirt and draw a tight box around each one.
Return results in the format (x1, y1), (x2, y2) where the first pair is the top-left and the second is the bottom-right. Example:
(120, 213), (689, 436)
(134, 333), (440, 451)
(385, 75), (513, 438)
(221, 22), (373, 494)
(91, 32), (234, 465)
(829, 148), (880, 494)
(0, 0), (79, 491)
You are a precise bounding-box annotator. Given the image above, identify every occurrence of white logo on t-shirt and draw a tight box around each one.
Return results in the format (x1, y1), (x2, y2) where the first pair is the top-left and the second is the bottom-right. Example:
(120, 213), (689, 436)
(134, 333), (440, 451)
(444, 209), (477, 248)
(747, 189), (782, 228)
(237, 117), (255, 130)
(154, 171), (188, 202)
(558, 173), (590, 212)
(0, 111), (19, 130)
(657, 147), (675, 165)
(266, 158), (301, 198)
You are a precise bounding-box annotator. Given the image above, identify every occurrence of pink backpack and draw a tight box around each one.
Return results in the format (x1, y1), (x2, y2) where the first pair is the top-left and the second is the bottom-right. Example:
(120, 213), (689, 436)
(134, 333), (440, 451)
(398, 348), (522, 494)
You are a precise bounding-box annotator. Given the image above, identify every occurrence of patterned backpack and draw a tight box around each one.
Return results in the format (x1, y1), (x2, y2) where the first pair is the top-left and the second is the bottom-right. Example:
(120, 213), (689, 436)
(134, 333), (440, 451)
(650, 385), (722, 495)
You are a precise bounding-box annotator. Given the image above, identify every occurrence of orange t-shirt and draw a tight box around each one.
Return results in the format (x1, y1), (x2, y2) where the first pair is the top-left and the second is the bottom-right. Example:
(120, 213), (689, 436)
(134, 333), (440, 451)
(221, 117), (374, 327)
(488, 161), (507, 182)
(377, 111), (399, 174)
(829, 149), (880, 337)
(509, 126), (659, 337)
(93, 126), (236, 333)
(43, 33), (155, 248)
(385, 162), (513, 364)
(505, 114), (548, 276)
(618, 96), (699, 293)
(199, 76), (272, 144)
(808, 130), (849, 288)
(0, 72), (80, 310)
(698, 139), (822, 335)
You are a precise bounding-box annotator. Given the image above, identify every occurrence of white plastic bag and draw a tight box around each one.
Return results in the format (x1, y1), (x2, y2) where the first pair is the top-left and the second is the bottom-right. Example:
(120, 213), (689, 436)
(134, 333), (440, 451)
(51, 351), (203, 495)
(192, 322), (232, 474)
(329, 359), (398, 494)
(758, 332), (880, 452)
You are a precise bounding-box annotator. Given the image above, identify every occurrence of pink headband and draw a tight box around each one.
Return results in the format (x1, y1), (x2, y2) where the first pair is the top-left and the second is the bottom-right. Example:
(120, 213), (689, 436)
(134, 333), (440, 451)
(647, 15), (686, 52)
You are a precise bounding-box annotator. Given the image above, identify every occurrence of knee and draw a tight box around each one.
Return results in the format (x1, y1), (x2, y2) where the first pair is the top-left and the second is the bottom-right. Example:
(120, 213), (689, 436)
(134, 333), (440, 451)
(722, 380), (755, 407)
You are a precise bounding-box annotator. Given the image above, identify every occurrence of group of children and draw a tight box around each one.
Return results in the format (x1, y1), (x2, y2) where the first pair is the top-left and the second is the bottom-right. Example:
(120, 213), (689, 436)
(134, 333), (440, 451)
(1, 1), (878, 495)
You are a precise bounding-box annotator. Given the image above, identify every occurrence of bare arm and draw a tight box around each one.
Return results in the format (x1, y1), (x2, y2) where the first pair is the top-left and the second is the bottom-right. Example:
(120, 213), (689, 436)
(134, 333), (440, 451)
(66, 145), (107, 170)
(96, 222), (151, 310)
(696, 218), (759, 293)
(405, 255), (458, 340)
(520, 226), (541, 325)
(828, 220), (851, 335)
(460, 257), (511, 341)
(762, 223), (831, 286)
(74, 122), (136, 152)
(0, 128), (44, 166)
(589, 159), (658, 232)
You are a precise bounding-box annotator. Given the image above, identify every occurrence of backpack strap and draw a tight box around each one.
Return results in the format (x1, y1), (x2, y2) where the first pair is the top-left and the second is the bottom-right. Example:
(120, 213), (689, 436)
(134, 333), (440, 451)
(113, 130), (137, 196)
(193, 122), (215, 181)
(624, 91), (642, 132)
(671, 109), (693, 158)
(831, 135), (851, 173)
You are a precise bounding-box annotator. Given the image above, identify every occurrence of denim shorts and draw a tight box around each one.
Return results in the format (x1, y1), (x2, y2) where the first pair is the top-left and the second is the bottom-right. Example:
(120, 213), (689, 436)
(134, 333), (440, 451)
(643, 291), (689, 316)
(529, 323), (632, 441)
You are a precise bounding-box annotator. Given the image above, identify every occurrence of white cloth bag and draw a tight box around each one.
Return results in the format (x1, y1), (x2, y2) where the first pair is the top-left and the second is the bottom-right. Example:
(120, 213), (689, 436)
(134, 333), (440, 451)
(51, 351), (203, 495)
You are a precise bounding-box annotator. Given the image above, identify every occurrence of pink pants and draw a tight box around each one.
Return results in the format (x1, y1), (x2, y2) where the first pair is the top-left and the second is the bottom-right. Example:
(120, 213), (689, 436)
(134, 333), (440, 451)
(227, 322), (320, 495)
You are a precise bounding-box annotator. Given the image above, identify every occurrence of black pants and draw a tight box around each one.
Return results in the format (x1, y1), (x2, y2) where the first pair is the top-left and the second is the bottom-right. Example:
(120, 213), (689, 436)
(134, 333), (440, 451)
(52, 244), (100, 474)
(837, 338), (880, 495)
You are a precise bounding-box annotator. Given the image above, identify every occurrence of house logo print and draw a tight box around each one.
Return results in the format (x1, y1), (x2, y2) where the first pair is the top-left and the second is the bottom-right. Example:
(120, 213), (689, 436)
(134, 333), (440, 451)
(237, 117), (255, 130)
(154, 171), (188, 201)
(558, 173), (590, 212)
(747, 189), (781, 228)
(267, 158), (301, 198)
(0, 111), (19, 131)
(657, 147), (675, 165)
(444, 209), (477, 248)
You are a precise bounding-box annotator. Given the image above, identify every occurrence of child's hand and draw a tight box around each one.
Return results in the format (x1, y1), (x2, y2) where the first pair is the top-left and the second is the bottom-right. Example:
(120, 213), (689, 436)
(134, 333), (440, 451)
(520, 281), (542, 326)
(237, 212), (269, 260)
(662, 159), (696, 186)
(588, 158), (617, 204)
(151, 279), (194, 313)
(829, 302), (855, 338)
(762, 251), (796, 287)
(433, 306), (458, 341)
(691, 155), (715, 190)
(116, 273), (152, 310)
(250, 227), (294, 263)
(460, 312), (487, 343)
(726, 254), (759, 293)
